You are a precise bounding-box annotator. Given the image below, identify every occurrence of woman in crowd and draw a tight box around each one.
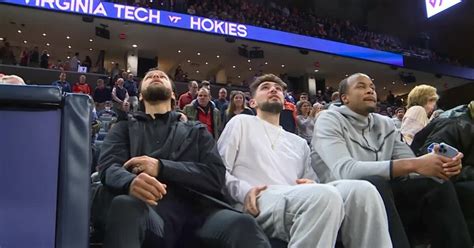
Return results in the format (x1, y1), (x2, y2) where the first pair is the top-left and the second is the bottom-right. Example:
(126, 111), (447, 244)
(296, 100), (317, 145)
(401, 84), (439, 145)
(223, 90), (254, 127)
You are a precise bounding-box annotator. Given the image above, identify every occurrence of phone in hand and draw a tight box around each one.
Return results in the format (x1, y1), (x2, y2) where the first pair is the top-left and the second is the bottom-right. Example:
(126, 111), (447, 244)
(427, 142), (459, 158)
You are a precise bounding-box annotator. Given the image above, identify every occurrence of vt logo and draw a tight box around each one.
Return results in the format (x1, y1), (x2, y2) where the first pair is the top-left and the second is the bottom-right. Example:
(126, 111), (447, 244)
(429, 0), (443, 7)
(168, 16), (182, 23)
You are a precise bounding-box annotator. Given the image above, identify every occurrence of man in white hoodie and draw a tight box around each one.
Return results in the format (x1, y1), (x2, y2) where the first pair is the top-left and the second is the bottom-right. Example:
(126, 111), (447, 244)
(311, 73), (471, 248)
(218, 74), (392, 248)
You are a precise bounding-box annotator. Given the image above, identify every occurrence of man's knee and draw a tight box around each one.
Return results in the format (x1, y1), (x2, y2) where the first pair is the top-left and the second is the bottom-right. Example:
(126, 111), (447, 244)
(200, 211), (270, 248)
(350, 180), (379, 196)
(299, 184), (344, 209)
(109, 195), (146, 214)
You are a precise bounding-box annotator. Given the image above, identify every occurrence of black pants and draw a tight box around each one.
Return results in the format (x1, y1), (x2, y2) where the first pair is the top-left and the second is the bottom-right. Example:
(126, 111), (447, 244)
(103, 193), (270, 248)
(363, 176), (472, 248)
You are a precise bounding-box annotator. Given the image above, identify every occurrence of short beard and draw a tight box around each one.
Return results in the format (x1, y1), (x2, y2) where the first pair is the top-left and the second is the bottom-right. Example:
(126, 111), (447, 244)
(142, 84), (172, 102)
(260, 102), (283, 114)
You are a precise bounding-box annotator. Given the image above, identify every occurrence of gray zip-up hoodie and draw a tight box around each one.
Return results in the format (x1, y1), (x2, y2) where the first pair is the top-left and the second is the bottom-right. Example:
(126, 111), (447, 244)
(311, 105), (414, 183)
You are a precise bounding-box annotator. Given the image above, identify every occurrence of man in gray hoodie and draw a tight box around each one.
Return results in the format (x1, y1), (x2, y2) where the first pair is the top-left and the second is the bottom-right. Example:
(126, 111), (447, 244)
(311, 73), (471, 248)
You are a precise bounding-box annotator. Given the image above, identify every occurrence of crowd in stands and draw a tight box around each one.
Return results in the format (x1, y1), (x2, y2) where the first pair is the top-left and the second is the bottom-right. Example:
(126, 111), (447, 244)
(108, 0), (465, 67)
(0, 41), (106, 73)
(3, 68), (474, 247)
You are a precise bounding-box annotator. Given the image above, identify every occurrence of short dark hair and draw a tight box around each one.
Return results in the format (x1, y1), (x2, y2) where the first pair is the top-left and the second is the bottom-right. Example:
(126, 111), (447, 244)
(338, 78), (349, 104)
(249, 74), (287, 97)
(300, 92), (308, 96)
(338, 73), (371, 104)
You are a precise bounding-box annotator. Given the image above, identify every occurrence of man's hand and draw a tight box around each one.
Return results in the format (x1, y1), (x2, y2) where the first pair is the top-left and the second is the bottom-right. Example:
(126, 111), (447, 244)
(179, 112), (188, 122)
(415, 152), (453, 180)
(243, 185), (267, 217)
(296, 178), (316, 184)
(129, 173), (167, 206)
(124, 155), (160, 177)
(122, 101), (130, 112)
(442, 152), (463, 177)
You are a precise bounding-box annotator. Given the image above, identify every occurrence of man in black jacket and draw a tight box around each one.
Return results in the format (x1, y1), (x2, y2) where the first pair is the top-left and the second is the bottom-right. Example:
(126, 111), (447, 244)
(98, 69), (270, 248)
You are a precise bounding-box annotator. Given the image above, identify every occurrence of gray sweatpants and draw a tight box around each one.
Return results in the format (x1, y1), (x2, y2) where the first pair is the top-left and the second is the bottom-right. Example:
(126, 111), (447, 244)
(255, 180), (392, 248)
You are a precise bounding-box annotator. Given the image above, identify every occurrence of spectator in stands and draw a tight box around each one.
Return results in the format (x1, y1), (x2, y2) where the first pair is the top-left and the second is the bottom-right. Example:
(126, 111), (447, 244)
(72, 75), (92, 95)
(183, 87), (221, 139)
(111, 78), (130, 120)
(83, 55), (92, 72)
(97, 101), (117, 119)
(0, 74), (25, 85)
(98, 68), (270, 248)
(40, 50), (49, 69)
(280, 87), (297, 133)
(124, 73), (139, 112)
(213, 87), (229, 119)
(392, 107), (405, 129)
(0, 42), (16, 65)
(52, 72), (71, 93)
(218, 73), (391, 247)
(121, 71), (128, 80)
(324, 91), (341, 110)
(110, 63), (121, 84)
(401, 84), (439, 145)
(296, 100), (316, 145)
(296, 92), (308, 105)
(174, 65), (185, 81)
(312, 102), (324, 116)
(29, 46), (39, 67)
(93, 79), (112, 111)
(223, 90), (254, 127)
(178, 80), (198, 109)
(386, 90), (395, 106)
(200, 80), (211, 91)
(19, 48), (29, 66)
(70, 52), (80, 72)
(311, 73), (471, 248)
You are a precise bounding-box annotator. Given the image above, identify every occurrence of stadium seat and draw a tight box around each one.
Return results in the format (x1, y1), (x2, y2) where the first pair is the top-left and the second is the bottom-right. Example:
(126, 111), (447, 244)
(0, 84), (92, 248)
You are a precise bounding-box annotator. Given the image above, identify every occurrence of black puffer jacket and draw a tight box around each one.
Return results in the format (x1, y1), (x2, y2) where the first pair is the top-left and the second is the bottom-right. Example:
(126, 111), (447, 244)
(412, 102), (474, 182)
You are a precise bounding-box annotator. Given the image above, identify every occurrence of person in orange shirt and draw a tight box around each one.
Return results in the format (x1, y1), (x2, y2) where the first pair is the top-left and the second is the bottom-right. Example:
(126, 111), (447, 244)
(72, 75), (91, 95)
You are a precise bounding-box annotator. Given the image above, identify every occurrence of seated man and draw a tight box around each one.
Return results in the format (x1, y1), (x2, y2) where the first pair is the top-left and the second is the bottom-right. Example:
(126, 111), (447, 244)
(218, 74), (391, 247)
(311, 73), (472, 248)
(98, 69), (270, 248)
